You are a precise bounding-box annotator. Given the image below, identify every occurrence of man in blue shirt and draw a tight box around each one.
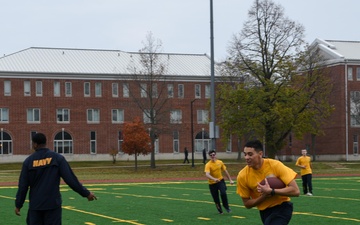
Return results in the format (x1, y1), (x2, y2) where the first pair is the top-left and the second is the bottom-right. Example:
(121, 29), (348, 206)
(15, 133), (97, 225)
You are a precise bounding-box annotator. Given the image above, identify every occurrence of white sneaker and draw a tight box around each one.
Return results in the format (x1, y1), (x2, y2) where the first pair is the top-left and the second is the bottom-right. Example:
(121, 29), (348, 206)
(306, 193), (313, 196)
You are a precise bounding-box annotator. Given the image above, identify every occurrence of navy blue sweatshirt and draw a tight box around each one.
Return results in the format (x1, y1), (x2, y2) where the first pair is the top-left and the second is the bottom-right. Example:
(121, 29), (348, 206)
(15, 148), (90, 210)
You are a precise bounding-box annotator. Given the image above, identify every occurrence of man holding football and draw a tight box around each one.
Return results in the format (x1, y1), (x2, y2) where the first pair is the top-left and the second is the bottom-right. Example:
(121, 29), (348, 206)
(236, 140), (300, 225)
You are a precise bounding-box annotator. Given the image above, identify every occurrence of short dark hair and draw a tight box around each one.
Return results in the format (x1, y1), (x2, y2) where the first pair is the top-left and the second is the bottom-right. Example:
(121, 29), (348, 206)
(244, 140), (263, 152)
(32, 133), (47, 145)
(208, 149), (216, 155)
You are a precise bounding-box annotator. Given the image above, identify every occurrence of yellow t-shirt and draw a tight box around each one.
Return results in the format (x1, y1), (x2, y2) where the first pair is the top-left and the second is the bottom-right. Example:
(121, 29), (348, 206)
(295, 156), (312, 176)
(204, 160), (226, 185)
(236, 158), (297, 211)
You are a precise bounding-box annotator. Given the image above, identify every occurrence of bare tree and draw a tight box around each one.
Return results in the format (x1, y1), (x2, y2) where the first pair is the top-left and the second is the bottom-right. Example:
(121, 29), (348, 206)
(127, 32), (172, 168)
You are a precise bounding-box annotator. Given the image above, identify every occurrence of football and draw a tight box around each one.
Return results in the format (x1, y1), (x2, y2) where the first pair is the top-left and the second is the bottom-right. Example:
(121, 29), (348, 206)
(260, 177), (286, 189)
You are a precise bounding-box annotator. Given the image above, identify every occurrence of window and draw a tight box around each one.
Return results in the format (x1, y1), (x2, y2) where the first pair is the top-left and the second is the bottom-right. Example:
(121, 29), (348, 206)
(54, 81), (60, 96)
(152, 83), (158, 98)
(167, 84), (174, 98)
(90, 131), (96, 154)
(54, 130), (73, 154)
(357, 67), (360, 80)
(195, 84), (201, 98)
(154, 137), (159, 154)
(65, 82), (72, 97)
(0, 108), (9, 122)
(197, 110), (209, 124)
(350, 91), (360, 126)
(173, 131), (179, 153)
(353, 135), (358, 155)
(195, 130), (211, 153)
(123, 83), (129, 98)
(112, 109), (124, 123)
(36, 81), (43, 96)
(84, 82), (90, 97)
(87, 109), (100, 123)
(24, 81), (31, 96)
(205, 84), (211, 99)
(4, 81), (11, 96)
(0, 131), (12, 154)
(226, 135), (232, 152)
(143, 109), (155, 124)
(118, 131), (123, 154)
(27, 108), (40, 123)
(170, 110), (182, 124)
(95, 82), (102, 97)
(178, 84), (184, 98)
(348, 67), (353, 81)
(57, 109), (70, 123)
(141, 83), (147, 98)
(112, 83), (119, 97)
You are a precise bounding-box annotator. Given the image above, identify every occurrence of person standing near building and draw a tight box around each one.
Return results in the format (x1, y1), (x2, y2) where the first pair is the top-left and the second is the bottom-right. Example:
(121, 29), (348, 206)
(183, 147), (189, 163)
(202, 148), (207, 164)
(15, 133), (97, 225)
(205, 150), (234, 214)
(295, 149), (313, 196)
(237, 140), (300, 225)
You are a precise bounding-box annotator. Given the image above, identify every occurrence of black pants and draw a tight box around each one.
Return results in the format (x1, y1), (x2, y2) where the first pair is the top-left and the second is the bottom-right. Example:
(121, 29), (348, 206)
(301, 174), (313, 194)
(259, 201), (293, 225)
(209, 179), (229, 212)
(27, 207), (62, 225)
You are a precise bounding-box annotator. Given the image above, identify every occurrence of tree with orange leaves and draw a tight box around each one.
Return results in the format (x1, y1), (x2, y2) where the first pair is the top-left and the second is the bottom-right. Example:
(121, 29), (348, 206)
(122, 117), (151, 170)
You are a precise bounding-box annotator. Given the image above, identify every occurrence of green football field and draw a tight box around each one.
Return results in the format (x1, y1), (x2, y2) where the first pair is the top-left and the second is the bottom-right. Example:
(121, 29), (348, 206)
(1, 177), (360, 225)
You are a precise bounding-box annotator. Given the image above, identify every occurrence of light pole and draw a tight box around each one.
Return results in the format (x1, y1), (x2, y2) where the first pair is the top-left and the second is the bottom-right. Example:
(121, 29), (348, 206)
(190, 99), (197, 168)
(209, 0), (216, 149)
(0, 128), (2, 154)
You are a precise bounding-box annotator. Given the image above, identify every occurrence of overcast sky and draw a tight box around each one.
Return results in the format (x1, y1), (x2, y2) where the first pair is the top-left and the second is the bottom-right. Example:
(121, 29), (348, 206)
(1, 0), (359, 61)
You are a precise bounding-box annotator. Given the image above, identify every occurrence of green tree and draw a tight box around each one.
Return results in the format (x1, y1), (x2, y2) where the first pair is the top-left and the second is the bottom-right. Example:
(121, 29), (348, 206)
(217, 0), (334, 158)
(122, 117), (151, 170)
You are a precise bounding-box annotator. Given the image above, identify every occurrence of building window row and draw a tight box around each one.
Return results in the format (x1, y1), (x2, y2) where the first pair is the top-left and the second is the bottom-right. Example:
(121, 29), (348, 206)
(3, 81), (210, 99)
(0, 108), (209, 124)
(347, 67), (360, 81)
(0, 128), (212, 155)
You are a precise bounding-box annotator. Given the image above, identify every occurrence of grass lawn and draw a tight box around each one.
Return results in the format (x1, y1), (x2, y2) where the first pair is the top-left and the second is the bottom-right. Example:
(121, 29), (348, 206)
(1, 160), (360, 224)
(1, 177), (360, 224)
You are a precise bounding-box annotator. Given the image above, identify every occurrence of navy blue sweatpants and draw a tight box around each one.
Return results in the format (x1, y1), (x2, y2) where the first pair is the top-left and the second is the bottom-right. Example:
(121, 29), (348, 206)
(26, 207), (62, 225)
(259, 201), (293, 225)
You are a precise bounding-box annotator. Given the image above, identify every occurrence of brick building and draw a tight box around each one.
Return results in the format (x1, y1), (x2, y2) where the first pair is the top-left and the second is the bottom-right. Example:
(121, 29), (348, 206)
(283, 39), (360, 161)
(0, 47), (235, 163)
(3, 39), (359, 163)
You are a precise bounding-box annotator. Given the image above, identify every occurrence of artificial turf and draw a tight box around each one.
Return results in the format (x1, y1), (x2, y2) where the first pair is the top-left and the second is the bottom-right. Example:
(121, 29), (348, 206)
(2, 177), (360, 224)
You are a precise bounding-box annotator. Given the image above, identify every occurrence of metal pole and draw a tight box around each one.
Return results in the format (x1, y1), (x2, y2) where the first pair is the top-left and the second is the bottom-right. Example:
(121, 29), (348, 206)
(344, 60), (349, 161)
(210, 0), (216, 149)
(0, 128), (2, 154)
(191, 99), (196, 167)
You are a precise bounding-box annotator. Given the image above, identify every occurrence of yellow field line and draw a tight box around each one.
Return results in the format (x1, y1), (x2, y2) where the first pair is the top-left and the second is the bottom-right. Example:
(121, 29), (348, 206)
(0, 194), (143, 225)
(294, 212), (360, 223)
(62, 206), (144, 225)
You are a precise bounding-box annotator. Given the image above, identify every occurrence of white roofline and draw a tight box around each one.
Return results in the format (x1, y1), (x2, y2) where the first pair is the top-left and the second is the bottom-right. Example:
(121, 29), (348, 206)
(318, 44), (344, 59)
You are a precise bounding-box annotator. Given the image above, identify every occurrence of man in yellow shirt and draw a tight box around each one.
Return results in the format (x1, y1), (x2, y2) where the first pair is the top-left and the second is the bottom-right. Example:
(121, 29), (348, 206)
(295, 149), (313, 196)
(205, 150), (234, 214)
(237, 140), (299, 225)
